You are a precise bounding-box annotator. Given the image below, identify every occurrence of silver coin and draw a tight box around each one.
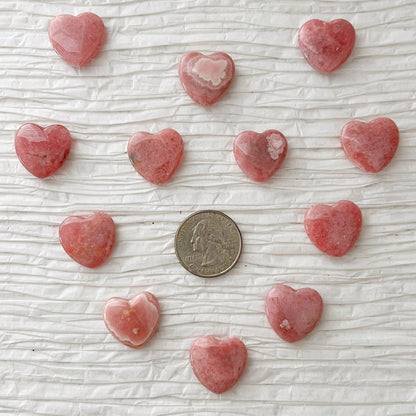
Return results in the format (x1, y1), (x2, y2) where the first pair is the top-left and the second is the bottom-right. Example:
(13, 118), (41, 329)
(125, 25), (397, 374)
(175, 210), (242, 278)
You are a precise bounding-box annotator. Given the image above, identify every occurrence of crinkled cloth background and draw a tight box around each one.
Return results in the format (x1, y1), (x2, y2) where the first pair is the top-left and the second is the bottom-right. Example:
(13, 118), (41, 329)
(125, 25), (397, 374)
(0, 1), (415, 415)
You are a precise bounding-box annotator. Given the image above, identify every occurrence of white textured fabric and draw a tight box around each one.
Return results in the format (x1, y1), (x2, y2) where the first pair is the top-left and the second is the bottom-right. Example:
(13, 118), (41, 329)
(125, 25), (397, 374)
(1, 1), (416, 415)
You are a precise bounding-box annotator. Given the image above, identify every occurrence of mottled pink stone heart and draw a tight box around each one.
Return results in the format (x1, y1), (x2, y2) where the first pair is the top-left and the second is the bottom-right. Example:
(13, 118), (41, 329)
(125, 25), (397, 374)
(341, 118), (399, 173)
(48, 13), (105, 67)
(233, 130), (288, 182)
(15, 123), (72, 178)
(103, 292), (160, 349)
(190, 336), (247, 394)
(59, 212), (115, 268)
(128, 129), (184, 184)
(298, 19), (355, 73)
(179, 52), (235, 106)
(304, 200), (362, 257)
(265, 284), (323, 343)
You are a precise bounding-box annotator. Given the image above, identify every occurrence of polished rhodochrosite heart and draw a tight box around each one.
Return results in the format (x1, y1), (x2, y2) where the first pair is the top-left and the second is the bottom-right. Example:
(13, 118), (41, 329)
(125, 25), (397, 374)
(128, 129), (184, 184)
(190, 336), (247, 394)
(48, 13), (105, 67)
(233, 130), (288, 182)
(265, 284), (323, 343)
(298, 19), (355, 73)
(15, 123), (72, 178)
(304, 200), (362, 257)
(59, 212), (115, 268)
(103, 292), (160, 349)
(340, 118), (399, 173)
(179, 52), (235, 106)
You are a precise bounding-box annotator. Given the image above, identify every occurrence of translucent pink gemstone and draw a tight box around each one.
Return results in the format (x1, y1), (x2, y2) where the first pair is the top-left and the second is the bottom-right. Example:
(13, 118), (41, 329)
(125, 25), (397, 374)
(128, 129), (184, 184)
(341, 118), (399, 173)
(59, 212), (115, 268)
(179, 52), (235, 106)
(48, 13), (105, 67)
(190, 336), (247, 394)
(265, 284), (323, 343)
(103, 292), (160, 349)
(298, 19), (355, 73)
(304, 200), (362, 257)
(233, 130), (288, 182)
(15, 123), (72, 178)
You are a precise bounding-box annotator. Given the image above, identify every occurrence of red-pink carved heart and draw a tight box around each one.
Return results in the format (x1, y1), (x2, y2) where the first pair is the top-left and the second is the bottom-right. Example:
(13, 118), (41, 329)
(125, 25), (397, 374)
(15, 123), (72, 178)
(265, 284), (323, 343)
(48, 13), (105, 67)
(341, 118), (399, 173)
(298, 19), (355, 73)
(233, 130), (288, 182)
(179, 52), (235, 106)
(103, 292), (160, 349)
(128, 129), (184, 184)
(59, 212), (115, 268)
(190, 336), (247, 394)
(304, 200), (362, 257)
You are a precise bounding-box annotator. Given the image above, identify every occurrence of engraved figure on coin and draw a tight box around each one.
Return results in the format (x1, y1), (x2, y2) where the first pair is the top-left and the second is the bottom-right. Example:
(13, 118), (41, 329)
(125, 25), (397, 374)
(190, 219), (227, 267)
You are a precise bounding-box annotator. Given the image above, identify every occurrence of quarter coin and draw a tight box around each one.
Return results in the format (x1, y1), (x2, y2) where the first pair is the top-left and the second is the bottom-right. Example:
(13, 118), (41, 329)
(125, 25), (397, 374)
(175, 210), (242, 278)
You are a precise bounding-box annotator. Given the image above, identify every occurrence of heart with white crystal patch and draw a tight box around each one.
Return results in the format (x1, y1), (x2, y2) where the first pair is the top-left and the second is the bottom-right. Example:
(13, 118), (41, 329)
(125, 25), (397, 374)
(265, 284), (323, 343)
(233, 130), (288, 182)
(179, 52), (235, 106)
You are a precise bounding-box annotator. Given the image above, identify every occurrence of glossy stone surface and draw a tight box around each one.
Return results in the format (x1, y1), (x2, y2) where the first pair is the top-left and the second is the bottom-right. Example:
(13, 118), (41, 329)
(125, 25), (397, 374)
(341, 118), (399, 173)
(233, 130), (288, 182)
(59, 212), (115, 268)
(298, 19), (355, 74)
(48, 13), (105, 67)
(304, 200), (362, 257)
(128, 129), (184, 184)
(190, 336), (247, 394)
(179, 52), (235, 106)
(15, 123), (72, 178)
(103, 292), (160, 349)
(265, 284), (323, 343)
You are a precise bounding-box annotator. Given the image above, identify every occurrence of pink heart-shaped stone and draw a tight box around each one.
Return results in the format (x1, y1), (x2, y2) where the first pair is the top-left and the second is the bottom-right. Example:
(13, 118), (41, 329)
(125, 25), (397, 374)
(233, 130), (288, 182)
(59, 212), (115, 268)
(304, 200), (362, 257)
(15, 123), (72, 178)
(265, 284), (323, 343)
(103, 292), (160, 349)
(48, 13), (105, 67)
(127, 129), (184, 184)
(190, 336), (247, 394)
(179, 52), (235, 106)
(298, 19), (355, 74)
(341, 118), (399, 173)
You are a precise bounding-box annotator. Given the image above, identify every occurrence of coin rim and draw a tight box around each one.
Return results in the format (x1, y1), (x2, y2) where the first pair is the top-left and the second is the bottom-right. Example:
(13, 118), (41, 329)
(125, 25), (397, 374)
(174, 210), (243, 278)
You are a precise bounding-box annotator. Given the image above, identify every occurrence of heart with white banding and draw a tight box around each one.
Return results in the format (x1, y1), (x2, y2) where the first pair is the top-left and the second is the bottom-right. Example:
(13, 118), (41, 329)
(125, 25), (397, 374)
(103, 292), (160, 349)
(179, 52), (235, 106)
